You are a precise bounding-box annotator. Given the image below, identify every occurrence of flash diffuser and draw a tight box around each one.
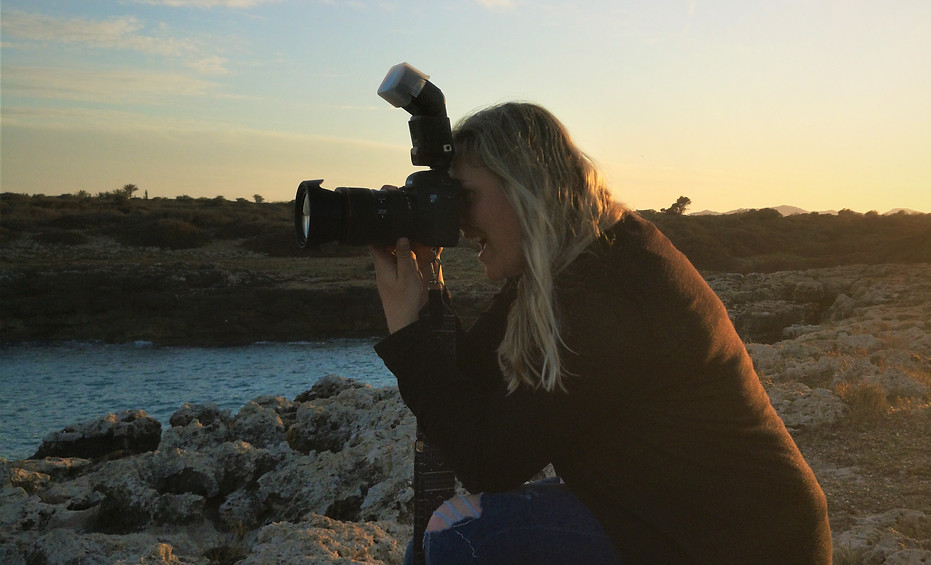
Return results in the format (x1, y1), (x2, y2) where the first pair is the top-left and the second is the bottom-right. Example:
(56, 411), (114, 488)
(378, 62), (429, 108)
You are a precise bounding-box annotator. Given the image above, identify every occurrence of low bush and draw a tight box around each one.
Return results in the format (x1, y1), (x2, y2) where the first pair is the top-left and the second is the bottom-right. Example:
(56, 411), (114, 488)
(835, 382), (890, 425)
(32, 230), (90, 246)
(114, 218), (211, 250)
(46, 211), (127, 232)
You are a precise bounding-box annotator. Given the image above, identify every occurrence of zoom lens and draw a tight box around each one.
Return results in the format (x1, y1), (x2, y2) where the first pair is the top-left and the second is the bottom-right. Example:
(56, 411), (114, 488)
(294, 180), (414, 247)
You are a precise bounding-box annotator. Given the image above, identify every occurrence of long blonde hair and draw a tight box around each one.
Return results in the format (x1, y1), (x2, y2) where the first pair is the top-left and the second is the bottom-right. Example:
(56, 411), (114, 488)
(452, 102), (623, 392)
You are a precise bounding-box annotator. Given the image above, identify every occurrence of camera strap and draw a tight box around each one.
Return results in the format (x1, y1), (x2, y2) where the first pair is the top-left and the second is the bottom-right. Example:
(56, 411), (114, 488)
(412, 248), (457, 565)
(426, 247), (443, 289)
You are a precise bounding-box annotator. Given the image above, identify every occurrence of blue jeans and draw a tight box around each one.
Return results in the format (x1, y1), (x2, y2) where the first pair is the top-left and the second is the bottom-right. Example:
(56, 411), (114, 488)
(405, 479), (623, 564)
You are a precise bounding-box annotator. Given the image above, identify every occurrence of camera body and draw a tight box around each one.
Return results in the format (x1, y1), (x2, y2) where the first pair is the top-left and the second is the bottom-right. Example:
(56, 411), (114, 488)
(294, 63), (462, 248)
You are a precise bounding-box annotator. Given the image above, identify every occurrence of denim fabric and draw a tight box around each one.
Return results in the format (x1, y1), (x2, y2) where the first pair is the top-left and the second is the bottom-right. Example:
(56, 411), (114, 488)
(404, 479), (623, 564)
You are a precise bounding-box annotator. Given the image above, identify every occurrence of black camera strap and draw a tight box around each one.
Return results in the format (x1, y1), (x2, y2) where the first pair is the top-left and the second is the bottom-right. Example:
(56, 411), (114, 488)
(412, 251), (457, 565)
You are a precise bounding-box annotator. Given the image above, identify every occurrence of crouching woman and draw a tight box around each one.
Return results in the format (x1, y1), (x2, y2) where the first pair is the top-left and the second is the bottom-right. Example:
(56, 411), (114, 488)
(371, 102), (831, 564)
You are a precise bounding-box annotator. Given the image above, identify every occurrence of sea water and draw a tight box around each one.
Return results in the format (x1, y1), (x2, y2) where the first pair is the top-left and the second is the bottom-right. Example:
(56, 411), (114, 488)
(0, 340), (395, 460)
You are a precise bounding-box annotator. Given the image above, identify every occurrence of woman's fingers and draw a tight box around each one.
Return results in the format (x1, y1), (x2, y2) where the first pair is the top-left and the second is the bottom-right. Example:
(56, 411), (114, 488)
(369, 245), (398, 286)
(394, 238), (420, 281)
(369, 239), (419, 282)
(369, 238), (428, 333)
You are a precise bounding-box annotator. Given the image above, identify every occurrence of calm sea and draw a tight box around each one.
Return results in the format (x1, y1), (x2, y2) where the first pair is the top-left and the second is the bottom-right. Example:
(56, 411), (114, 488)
(0, 340), (395, 461)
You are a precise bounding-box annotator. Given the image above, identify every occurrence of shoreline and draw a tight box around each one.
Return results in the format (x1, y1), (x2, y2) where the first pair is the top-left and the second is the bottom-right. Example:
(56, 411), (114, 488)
(0, 336), (390, 349)
(0, 339), (395, 462)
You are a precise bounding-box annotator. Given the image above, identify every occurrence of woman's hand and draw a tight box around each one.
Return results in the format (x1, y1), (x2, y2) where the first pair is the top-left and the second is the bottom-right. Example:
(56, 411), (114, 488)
(370, 238), (440, 334)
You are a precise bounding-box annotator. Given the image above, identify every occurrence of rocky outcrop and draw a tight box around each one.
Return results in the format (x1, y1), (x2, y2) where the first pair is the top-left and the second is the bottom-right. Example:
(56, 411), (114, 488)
(833, 509), (931, 565)
(1, 376), (413, 564)
(707, 263), (931, 345)
(31, 410), (162, 460)
(2, 263), (930, 564)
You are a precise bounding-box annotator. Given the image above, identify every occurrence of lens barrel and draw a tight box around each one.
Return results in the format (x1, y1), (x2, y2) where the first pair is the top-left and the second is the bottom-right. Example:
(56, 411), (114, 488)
(294, 180), (416, 247)
(295, 173), (461, 248)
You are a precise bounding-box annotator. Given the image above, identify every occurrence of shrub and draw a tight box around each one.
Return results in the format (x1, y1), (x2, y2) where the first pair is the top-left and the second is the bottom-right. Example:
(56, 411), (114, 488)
(835, 382), (890, 425)
(115, 218), (211, 250)
(240, 231), (304, 257)
(32, 230), (90, 246)
(0, 226), (16, 244)
(46, 211), (125, 231)
(217, 221), (272, 239)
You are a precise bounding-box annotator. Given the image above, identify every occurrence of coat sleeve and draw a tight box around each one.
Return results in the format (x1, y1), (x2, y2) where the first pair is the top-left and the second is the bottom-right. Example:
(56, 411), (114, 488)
(374, 279), (632, 493)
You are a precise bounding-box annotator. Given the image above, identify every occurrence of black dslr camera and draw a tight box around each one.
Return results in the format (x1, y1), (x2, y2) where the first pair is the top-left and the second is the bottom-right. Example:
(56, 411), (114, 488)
(294, 63), (461, 248)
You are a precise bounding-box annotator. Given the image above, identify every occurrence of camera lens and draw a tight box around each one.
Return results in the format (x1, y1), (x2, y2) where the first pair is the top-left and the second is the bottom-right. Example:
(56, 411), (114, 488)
(294, 180), (414, 247)
(295, 180), (346, 248)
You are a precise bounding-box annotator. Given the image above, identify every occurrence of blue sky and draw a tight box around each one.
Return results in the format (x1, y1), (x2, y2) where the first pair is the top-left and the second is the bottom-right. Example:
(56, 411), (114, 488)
(2, 0), (929, 213)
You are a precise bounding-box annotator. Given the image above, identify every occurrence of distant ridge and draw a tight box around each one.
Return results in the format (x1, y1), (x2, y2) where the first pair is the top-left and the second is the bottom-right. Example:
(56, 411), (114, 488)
(772, 205), (811, 216)
(690, 206), (923, 217)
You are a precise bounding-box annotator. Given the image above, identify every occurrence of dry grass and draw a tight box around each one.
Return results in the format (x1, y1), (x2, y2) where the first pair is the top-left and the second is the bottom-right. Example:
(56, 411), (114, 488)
(834, 381), (891, 425)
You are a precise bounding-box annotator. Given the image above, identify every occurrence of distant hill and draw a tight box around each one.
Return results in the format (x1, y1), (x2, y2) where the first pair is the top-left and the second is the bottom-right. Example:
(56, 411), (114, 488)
(772, 205), (811, 216)
(690, 206), (814, 216)
(690, 206), (923, 217)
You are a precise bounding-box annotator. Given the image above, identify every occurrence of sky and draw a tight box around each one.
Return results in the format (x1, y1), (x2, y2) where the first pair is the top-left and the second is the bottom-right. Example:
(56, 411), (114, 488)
(1, 1), (929, 214)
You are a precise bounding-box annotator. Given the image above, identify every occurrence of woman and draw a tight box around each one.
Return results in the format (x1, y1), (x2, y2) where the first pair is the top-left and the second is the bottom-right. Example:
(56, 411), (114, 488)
(370, 103), (831, 564)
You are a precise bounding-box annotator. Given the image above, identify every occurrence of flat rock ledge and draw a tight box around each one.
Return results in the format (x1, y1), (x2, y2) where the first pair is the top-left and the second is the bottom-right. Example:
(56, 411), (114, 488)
(2, 262), (930, 564)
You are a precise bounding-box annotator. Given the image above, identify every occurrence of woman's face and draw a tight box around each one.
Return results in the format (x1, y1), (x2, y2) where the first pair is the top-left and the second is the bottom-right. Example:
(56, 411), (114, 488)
(453, 158), (525, 281)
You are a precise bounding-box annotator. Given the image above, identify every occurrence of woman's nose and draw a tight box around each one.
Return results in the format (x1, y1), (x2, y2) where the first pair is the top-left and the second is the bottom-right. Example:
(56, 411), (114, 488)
(458, 206), (472, 231)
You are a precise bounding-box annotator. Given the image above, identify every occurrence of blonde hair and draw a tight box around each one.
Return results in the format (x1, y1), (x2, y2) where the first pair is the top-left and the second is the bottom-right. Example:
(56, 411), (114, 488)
(453, 102), (623, 392)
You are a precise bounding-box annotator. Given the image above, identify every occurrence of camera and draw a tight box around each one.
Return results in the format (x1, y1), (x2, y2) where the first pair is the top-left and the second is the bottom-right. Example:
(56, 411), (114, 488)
(294, 63), (462, 248)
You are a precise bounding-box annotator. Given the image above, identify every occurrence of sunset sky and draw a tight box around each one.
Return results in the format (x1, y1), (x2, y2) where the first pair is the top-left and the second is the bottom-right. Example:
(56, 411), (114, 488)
(2, 1), (929, 213)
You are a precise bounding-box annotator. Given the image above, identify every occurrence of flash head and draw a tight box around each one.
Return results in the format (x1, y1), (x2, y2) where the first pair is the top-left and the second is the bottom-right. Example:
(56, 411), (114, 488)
(378, 63), (429, 110)
(378, 62), (448, 120)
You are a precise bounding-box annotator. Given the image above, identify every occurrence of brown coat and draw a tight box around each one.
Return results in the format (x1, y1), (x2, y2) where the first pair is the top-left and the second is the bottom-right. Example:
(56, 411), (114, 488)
(376, 211), (832, 563)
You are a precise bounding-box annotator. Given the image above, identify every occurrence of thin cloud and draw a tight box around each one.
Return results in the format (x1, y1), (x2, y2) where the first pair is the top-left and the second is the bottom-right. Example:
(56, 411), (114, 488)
(3, 10), (196, 57)
(475, 0), (517, 9)
(135, 0), (279, 7)
(3, 65), (219, 104)
(0, 106), (209, 132)
(187, 56), (231, 75)
(3, 10), (228, 74)
(3, 11), (141, 43)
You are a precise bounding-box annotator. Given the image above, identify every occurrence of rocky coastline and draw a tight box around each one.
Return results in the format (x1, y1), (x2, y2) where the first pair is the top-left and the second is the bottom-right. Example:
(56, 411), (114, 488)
(2, 260), (930, 563)
(2, 201), (931, 564)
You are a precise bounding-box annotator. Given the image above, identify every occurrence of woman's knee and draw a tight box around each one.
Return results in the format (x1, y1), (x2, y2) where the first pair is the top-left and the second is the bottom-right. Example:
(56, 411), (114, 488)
(426, 493), (483, 532)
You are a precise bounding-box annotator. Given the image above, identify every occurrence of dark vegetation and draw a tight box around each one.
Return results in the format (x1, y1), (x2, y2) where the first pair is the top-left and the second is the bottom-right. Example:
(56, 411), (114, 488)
(1, 192), (929, 345)
(0, 192), (306, 257)
(0, 192), (379, 345)
(640, 207), (931, 272)
(3, 192), (929, 271)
